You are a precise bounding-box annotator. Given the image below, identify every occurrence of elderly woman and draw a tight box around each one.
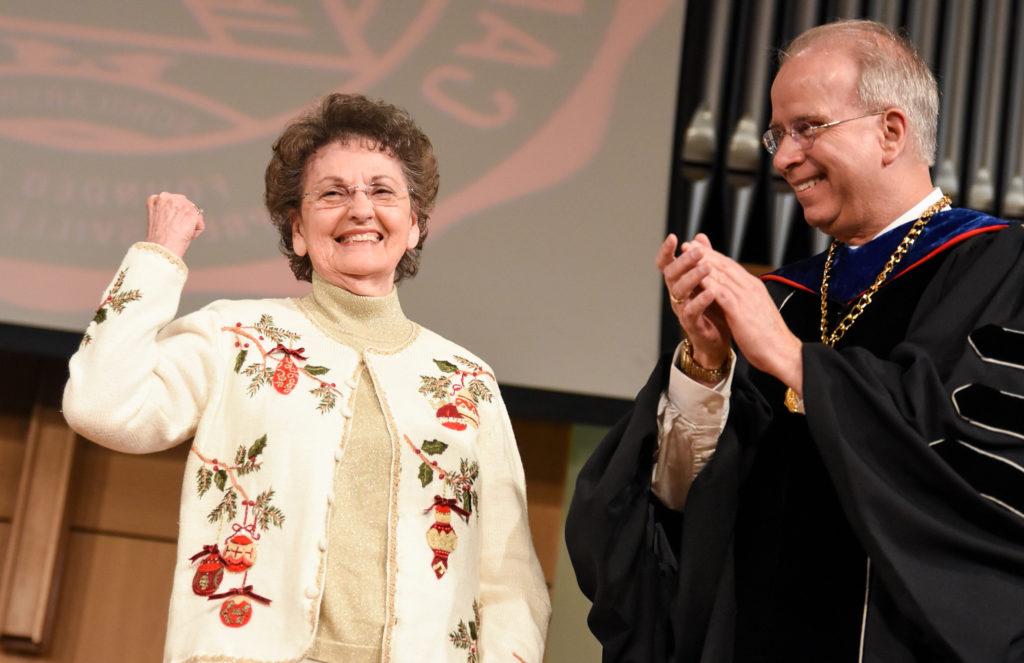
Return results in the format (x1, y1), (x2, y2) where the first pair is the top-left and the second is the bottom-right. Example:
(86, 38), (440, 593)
(63, 94), (550, 663)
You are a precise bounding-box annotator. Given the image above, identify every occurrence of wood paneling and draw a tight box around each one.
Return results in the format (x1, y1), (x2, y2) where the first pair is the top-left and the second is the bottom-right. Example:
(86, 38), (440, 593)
(0, 531), (174, 663)
(67, 440), (187, 541)
(0, 353), (38, 520)
(0, 394), (76, 653)
(512, 418), (572, 587)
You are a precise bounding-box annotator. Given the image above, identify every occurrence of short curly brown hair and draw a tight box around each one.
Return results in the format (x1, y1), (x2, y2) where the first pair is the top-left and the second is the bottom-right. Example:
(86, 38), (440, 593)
(265, 93), (439, 283)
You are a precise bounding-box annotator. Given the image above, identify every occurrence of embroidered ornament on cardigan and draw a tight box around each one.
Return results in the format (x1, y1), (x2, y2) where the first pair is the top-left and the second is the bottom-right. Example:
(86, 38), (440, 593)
(404, 435), (480, 578)
(80, 268), (143, 347)
(419, 356), (495, 431)
(449, 600), (481, 663)
(189, 434), (283, 627)
(189, 545), (227, 596)
(225, 314), (339, 412)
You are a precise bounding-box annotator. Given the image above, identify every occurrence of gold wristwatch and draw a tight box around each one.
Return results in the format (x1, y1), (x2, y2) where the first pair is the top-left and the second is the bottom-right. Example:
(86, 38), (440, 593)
(679, 337), (728, 384)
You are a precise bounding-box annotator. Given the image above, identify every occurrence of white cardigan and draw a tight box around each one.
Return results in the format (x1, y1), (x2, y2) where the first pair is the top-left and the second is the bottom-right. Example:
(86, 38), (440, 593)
(63, 243), (550, 663)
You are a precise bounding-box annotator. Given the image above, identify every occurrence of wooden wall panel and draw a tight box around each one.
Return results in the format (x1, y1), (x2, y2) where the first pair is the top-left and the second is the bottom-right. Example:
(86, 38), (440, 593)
(0, 353), (37, 520)
(511, 418), (572, 587)
(67, 440), (186, 541)
(0, 531), (174, 663)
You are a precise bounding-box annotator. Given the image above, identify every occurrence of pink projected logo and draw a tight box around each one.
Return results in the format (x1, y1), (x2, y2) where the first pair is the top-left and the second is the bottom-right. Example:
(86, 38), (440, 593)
(0, 0), (675, 318)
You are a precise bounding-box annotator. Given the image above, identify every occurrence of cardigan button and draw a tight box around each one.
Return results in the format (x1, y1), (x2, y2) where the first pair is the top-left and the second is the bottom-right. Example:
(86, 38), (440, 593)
(334, 448), (344, 462)
(318, 539), (328, 552)
(326, 492), (335, 506)
(340, 405), (353, 418)
(304, 585), (319, 600)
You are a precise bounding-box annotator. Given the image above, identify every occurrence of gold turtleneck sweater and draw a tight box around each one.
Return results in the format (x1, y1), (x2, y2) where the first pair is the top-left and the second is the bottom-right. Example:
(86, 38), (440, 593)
(297, 273), (414, 663)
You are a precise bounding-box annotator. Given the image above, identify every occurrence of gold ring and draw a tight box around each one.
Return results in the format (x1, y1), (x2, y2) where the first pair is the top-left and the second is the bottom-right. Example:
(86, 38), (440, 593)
(669, 293), (683, 304)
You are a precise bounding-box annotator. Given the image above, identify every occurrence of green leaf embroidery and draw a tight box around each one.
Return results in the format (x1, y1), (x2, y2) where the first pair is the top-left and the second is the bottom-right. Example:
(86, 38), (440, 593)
(233, 349), (247, 373)
(310, 384), (337, 414)
(214, 469), (228, 492)
(247, 434), (268, 459)
(196, 467), (213, 497)
(234, 445), (246, 466)
(418, 461), (434, 487)
(304, 364), (330, 376)
(419, 375), (451, 402)
(253, 314), (299, 344)
(420, 439), (449, 455)
(207, 488), (237, 524)
(454, 355), (484, 373)
(434, 359), (459, 373)
(465, 379), (493, 404)
(92, 307), (107, 324)
(461, 490), (473, 516)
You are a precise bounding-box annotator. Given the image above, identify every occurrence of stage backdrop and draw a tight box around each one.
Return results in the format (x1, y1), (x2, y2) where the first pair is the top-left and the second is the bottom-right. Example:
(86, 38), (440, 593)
(0, 0), (685, 401)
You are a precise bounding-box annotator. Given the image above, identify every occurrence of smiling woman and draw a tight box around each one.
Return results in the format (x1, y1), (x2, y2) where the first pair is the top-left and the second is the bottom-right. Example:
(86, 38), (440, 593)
(290, 143), (420, 296)
(61, 93), (551, 663)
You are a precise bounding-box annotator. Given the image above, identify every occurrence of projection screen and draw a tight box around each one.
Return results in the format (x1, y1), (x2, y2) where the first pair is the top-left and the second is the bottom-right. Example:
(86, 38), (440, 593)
(0, 0), (685, 401)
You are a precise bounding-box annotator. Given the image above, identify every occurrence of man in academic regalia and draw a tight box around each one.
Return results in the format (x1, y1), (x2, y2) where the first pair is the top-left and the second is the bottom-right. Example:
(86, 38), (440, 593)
(566, 19), (1024, 663)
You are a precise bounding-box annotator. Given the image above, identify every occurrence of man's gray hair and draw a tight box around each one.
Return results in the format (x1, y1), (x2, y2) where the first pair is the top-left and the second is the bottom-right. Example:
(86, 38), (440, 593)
(779, 20), (939, 166)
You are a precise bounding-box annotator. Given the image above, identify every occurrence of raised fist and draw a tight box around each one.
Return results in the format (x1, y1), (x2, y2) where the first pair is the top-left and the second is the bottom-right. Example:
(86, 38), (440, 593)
(146, 192), (205, 258)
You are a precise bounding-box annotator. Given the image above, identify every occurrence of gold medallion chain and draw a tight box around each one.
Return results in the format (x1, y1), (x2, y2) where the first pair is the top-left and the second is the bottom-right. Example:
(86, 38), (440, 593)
(819, 196), (951, 347)
(785, 195), (951, 414)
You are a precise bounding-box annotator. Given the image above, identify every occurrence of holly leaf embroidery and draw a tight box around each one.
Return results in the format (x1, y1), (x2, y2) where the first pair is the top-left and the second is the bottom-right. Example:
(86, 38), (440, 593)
(214, 469), (228, 492)
(92, 307), (107, 324)
(234, 445), (246, 466)
(248, 434), (267, 459)
(233, 350), (247, 373)
(196, 467), (213, 497)
(434, 359), (459, 373)
(304, 364), (330, 376)
(421, 439), (449, 455)
(418, 461), (434, 487)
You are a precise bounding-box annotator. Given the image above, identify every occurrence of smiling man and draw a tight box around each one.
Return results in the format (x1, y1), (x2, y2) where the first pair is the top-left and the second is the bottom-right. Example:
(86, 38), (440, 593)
(567, 20), (1024, 663)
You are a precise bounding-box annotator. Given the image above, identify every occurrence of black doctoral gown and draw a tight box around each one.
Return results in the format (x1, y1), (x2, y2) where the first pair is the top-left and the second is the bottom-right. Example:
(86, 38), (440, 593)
(566, 209), (1024, 663)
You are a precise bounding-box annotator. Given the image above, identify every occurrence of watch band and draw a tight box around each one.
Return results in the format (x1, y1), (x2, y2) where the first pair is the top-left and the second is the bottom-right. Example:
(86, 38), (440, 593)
(679, 337), (728, 384)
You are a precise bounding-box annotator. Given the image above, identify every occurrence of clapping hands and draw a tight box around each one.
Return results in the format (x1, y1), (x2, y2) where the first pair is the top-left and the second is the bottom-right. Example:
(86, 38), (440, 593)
(657, 233), (803, 393)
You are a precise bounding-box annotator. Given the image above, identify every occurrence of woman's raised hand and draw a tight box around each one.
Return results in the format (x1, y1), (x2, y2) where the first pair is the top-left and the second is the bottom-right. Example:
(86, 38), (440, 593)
(146, 192), (205, 258)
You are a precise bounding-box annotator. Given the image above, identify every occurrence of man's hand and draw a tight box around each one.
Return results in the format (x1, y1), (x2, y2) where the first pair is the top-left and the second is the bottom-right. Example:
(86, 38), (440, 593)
(657, 233), (732, 374)
(146, 192), (205, 258)
(694, 245), (804, 394)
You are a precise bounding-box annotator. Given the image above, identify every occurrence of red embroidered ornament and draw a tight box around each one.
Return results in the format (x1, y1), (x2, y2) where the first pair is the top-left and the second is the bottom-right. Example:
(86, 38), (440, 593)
(219, 597), (252, 627)
(425, 497), (471, 578)
(454, 395), (480, 429)
(222, 534), (257, 573)
(192, 554), (225, 596)
(436, 403), (466, 431)
(426, 505), (457, 578)
(272, 354), (299, 394)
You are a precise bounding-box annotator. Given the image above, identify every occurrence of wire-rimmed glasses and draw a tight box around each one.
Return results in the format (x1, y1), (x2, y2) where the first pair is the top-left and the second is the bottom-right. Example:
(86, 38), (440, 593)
(761, 111), (885, 155)
(302, 183), (410, 210)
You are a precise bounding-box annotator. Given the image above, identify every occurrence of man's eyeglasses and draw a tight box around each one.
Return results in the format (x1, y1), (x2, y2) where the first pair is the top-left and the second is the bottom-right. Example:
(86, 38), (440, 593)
(302, 183), (410, 210)
(761, 111), (885, 155)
